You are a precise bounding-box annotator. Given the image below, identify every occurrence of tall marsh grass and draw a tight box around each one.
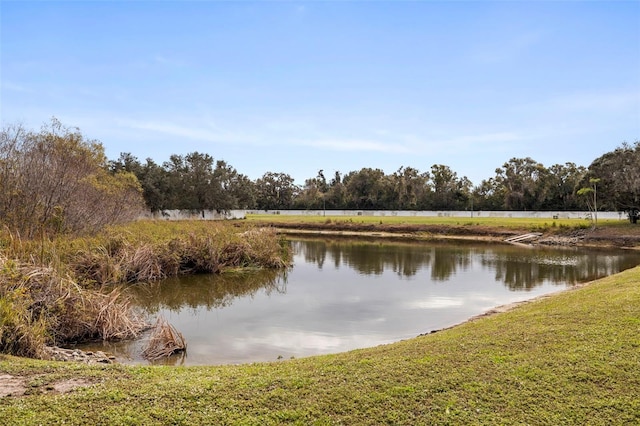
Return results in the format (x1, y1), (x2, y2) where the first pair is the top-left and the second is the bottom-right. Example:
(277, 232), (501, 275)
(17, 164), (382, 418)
(66, 222), (290, 285)
(0, 220), (290, 358)
(141, 316), (187, 361)
(0, 253), (146, 357)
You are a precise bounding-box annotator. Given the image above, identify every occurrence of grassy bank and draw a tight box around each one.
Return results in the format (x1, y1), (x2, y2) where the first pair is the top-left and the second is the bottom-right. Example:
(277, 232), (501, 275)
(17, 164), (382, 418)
(245, 213), (603, 229)
(0, 221), (290, 357)
(1, 265), (638, 424)
(3, 221), (290, 285)
(247, 213), (640, 248)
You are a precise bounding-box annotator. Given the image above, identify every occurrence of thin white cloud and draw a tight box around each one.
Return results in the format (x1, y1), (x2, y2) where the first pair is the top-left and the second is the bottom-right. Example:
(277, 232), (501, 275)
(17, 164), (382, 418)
(154, 55), (170, 64)
(300, 131), (524, 157)
(514, 89), (640, 116)
(152, 54), (189, 68)
(432, 132), (522, 146)
(469, 30), (546, 64)
(0, 81), (34, 93)
(508, 89), (640, 144)
(404, 131), (525, 155)
(303, 138), (412, 153)
(548, 90), (640, 113)
(117, 119), (248, 144)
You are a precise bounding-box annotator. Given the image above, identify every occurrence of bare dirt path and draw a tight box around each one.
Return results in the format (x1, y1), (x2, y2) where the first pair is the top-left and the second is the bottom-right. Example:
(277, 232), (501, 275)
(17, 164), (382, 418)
(0, 373), (93, 398)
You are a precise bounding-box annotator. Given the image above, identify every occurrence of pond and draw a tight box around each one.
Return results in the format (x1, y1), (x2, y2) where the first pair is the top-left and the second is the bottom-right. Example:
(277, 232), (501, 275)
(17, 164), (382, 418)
(78, 238), (640, 366)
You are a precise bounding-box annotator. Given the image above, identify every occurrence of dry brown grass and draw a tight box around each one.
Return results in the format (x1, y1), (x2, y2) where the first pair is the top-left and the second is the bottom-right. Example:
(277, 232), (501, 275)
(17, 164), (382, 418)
(0, 221), (290, 359)
(63, 224), (291, 285)
(241, 227), (290, 268)
(141, 316), (187, 361)
(121, 243), (166, 282)
(0, 254), (147, 357)
(71, 245), (123, 285)
(91, 288), (148, 341)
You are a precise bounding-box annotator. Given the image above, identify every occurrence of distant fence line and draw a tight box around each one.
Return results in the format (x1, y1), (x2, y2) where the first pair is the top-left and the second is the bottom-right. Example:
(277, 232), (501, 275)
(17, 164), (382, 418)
(144, 209), (626, 221)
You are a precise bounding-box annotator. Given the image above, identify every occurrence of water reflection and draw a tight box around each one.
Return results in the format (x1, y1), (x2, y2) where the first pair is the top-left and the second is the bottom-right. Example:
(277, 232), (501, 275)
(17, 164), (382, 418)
(125, 269), (287, 313)
(301, 240), (427, 276)
(485, 248), (633, 290)
(295, 239), (638, 289)
(78, 238), (640, 366)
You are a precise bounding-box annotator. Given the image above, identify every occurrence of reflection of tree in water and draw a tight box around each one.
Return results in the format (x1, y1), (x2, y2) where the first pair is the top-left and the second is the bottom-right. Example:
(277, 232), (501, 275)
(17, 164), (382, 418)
(292, 240), (328, 269)
(389, 245), (434, 277)
(294, 238), (640, 290)
(294, 238), (442, 278)
(485, 247), (640, 290)
(295, 238), (435, 277)
(124, 268), (287, 314)
(430, 247), (472, 281)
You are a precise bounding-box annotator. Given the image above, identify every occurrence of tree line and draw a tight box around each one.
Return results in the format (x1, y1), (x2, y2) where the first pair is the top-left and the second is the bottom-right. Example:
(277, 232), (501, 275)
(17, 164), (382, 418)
(2, 119), (639, 239)
(109, 140), (640, 219)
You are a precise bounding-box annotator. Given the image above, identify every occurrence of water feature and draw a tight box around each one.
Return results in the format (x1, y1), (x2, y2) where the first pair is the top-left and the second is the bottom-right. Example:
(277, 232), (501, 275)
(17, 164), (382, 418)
(79, 238), (640, 366)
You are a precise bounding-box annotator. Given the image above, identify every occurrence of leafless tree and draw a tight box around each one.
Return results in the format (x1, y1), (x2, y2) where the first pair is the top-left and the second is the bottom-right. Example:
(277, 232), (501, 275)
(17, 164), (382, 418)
(0, 118), (145, 237)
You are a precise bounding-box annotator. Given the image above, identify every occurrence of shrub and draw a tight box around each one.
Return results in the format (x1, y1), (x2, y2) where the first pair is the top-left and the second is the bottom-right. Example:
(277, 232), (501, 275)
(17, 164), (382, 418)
(0, 119), (145, 238)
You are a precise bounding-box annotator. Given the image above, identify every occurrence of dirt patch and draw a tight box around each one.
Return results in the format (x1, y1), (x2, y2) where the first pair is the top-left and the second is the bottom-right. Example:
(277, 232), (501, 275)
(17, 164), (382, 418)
(52, 378), (93, 394)
(0, 374), (27, 398)
(263, 221), (640, 248)
(269, 222), (516, 243)
(579, 227), (640, 247)
(266, 221), (514, 237)
(0, 374), (94, 398)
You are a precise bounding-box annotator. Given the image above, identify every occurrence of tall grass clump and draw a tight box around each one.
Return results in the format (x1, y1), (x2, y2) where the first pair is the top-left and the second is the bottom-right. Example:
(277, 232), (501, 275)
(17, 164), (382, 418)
(0, 253), (146, 358)
(66, 222), (290, 285)
(141, 316), (187, 361)
(0, 220), (290, 358)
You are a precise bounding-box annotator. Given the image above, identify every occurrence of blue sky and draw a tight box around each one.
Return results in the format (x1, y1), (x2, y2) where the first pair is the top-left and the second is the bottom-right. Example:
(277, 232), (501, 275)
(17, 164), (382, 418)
(2, 1), (639, 186)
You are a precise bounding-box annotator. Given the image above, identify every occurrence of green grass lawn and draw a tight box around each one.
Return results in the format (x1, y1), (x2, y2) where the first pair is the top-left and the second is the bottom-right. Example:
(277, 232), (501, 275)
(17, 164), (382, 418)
(245, 213), (611, 229)
(2, 265), (639, 425)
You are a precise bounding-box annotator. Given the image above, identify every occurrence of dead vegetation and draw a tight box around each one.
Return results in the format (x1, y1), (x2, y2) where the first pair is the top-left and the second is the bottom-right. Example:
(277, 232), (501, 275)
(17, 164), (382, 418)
(0, 253), (147, 358)
(0, 222), (290, 359)
(0, 119), (145, 239)
(141, 316), (187, 361)
(67, 225), (290, 285)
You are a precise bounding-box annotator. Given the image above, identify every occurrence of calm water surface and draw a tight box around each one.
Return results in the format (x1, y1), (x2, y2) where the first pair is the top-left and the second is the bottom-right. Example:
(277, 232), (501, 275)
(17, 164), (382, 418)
(80, 238), (640, 366)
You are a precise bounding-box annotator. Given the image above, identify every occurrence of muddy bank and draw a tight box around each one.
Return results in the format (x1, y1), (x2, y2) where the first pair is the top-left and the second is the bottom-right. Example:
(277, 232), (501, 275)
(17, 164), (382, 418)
(260, 221), (640, 248)
(0, 372), (95, 398)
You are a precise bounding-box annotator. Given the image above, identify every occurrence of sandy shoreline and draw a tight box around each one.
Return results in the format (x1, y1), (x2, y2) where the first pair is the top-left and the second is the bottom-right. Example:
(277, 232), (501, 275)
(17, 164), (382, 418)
(271, 224), (640, 249)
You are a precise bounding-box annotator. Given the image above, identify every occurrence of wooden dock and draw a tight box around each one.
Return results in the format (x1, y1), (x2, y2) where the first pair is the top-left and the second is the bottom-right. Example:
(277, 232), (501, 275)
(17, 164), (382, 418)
(504, 233), (543, 244)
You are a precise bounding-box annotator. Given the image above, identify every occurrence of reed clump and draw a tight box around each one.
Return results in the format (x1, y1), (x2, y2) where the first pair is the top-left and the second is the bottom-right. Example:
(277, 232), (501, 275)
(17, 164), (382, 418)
(141, 316), (187, 361)
(0, 221), (290, 358)
(65, 223), (290, 285)
(0, 253), (146, 358)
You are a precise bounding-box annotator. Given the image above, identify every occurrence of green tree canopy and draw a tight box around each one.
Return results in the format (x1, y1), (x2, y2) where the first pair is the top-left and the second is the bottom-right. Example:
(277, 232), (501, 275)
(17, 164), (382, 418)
(584, 141), (640, 212)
